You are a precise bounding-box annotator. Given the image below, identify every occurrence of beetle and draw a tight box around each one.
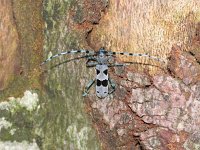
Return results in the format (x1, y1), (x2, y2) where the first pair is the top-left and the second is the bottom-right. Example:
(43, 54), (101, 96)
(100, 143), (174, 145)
(41, 48), (167, 98)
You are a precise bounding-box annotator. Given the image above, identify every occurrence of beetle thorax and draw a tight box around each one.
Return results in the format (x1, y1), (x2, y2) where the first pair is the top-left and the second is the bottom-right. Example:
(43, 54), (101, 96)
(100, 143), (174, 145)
(97, 50), (108, 64)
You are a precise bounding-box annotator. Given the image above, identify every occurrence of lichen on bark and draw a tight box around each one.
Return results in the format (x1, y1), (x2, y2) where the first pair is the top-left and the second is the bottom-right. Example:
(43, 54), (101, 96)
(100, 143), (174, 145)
(41, 0), (101, 149)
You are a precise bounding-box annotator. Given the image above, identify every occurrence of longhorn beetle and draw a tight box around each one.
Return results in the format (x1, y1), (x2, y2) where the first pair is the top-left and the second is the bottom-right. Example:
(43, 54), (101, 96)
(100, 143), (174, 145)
(41, 48), (167, 98)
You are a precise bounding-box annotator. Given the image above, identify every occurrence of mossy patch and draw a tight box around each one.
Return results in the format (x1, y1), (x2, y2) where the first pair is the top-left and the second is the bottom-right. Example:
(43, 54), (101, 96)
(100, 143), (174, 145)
(0, 91), (39, 143)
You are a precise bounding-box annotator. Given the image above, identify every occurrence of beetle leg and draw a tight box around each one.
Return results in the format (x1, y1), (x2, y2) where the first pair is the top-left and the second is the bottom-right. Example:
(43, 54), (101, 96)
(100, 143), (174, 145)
(82, 79), (96, 97)
(86, 57), (98, 67)
(108, 78), (116, 94)
(86, 61), (99, 67)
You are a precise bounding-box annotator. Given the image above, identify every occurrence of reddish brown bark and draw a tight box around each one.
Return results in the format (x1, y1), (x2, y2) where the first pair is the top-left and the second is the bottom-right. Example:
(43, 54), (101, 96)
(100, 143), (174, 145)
(84, 0), (200, 149)
(0, 0), (20, 90)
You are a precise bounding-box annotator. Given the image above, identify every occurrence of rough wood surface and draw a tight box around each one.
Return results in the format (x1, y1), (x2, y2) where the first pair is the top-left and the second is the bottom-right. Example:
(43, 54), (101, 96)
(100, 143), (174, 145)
(86, 0), (200, 149)
(0, 0), (199, 150)
(0, 0), (19, 90)
(90, 0), (199, 73)
(1, 0), (101, 149)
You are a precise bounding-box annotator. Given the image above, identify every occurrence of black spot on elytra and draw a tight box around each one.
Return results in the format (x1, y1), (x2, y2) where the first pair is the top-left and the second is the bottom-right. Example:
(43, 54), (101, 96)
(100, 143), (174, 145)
(96, 69), (100, 75)
(103, 70), (108, 75)
(97, 79), (101, 86)
(97, 79), (108, 87)
(102, 80), (108, 87)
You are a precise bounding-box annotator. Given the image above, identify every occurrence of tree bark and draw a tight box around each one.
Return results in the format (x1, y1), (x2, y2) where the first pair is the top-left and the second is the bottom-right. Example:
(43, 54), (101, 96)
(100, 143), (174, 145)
(0, 0), (200, 150)
(87, 1), (200, 149)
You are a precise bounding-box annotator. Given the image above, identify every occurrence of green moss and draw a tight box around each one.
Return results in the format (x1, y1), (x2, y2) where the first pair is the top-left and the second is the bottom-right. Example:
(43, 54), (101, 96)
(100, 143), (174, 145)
(0, 91), (39, 142)
(40, 0), (101, 149)
(0, 128), (14, 141)
(0, 76), (29, 100)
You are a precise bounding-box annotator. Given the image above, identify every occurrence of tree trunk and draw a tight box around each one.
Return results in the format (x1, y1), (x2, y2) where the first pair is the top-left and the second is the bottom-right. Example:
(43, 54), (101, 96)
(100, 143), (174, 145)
(0, 0), (200, 150)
